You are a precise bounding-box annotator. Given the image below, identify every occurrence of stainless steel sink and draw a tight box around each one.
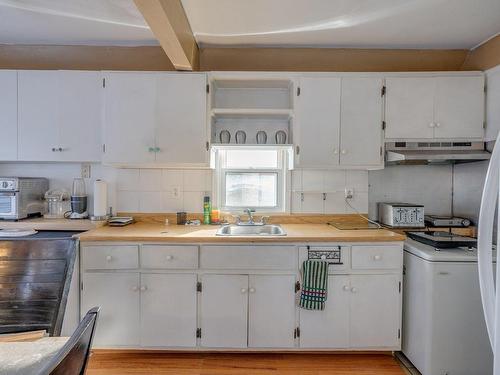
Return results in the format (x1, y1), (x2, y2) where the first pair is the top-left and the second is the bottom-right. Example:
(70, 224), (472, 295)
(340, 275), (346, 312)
(216, 224), (287, 236)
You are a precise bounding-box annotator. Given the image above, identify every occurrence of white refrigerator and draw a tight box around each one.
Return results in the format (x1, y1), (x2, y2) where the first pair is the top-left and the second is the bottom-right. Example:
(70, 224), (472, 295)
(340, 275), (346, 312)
(478, 140), (500, 375)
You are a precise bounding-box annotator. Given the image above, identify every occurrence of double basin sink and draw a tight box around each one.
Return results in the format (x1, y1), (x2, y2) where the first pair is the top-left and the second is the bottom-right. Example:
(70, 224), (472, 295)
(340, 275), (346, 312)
(216, 224), (286, 236)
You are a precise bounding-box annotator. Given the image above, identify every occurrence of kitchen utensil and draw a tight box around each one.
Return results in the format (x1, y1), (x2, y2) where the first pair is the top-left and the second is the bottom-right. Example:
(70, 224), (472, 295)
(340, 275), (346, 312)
(235, 130), (246, 144)
(66, 178), (88, 219)
(177, 211), (187, 225)
(219, 130), (231, 144)
(275, 130), (287, 144)
(44, 189), (70, 219)
(377, 202), (424, 228)
(256, 131), (267, 144)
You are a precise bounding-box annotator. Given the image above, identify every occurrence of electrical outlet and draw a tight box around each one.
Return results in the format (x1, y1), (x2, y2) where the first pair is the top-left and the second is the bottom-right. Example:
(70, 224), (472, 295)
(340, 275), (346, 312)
(172, 187), (180, 198)
(345, 188), (354, 199)
(81, 164), (91, 179)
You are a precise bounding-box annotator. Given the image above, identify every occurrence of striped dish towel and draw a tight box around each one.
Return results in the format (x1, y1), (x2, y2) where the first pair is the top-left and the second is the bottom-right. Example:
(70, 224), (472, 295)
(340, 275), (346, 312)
(299, 260), (329, 310)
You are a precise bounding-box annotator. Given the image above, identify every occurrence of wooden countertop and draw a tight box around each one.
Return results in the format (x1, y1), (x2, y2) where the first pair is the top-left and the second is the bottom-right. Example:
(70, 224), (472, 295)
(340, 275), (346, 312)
(0, 218), (103, 232)
(78, 223), (406, 243)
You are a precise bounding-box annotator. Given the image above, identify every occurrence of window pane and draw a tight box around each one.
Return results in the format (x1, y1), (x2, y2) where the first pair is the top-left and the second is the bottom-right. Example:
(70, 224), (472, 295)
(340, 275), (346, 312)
(225, 172), (277, 207)
(225, 150), (278, 169)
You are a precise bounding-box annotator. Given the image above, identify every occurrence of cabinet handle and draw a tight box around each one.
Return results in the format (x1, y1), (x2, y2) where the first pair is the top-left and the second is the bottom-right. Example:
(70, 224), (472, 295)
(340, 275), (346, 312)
(105, 255), (112, 262)
(429, 122), (435, 128)
(155, 147), (161, 152)
(58, 147), (63, 152)
(148, 147), (154, 152)
(249, 287), (256, 293)
(341, 149), (347, 155)
(351, 287), (357, 293)
(131, 286), (139, 292)
(343, 285), (350, 292)
(166, 255), (174, 261)
(140, 286), (148, 292)
(435, 122), (441, 128)
(52, 148), (57, 152)
(373, 255), (382, 261)
(240, 288), (247, 294)
(333, 149), (338, 155)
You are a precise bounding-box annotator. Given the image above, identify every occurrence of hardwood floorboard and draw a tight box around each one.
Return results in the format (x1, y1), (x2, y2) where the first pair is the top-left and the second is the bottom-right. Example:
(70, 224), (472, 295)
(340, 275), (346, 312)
(87, 352), (405, 375)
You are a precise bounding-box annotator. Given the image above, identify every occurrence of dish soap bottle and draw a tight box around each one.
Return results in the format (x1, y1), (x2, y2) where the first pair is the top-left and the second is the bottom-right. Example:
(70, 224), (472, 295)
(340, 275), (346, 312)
(203, 196), (211, 224)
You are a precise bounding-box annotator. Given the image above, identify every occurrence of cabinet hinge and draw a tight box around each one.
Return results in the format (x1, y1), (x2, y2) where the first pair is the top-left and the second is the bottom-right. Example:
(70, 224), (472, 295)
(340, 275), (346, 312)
(380, 146), (383, 157)
(381, 85), (386, 96)
(399, 281), (401, 293)
(398, 329), (401, 339)
(295, 145), (300, 155)
(382, 121), (386, 130)
(206, 84), (210, 94)
(295, 281), (301, 293)
(102, 144), (106, 153)
(294, 327), (301, 339)
(205, 141), (210, 151)
(297, 86), (301, 96)
(403, 265), (406, 275)
(80, 282), (83, 291)
(196, 282), (202, 292)
(196, 328), (202, 338)
(102, 78), (105, 88)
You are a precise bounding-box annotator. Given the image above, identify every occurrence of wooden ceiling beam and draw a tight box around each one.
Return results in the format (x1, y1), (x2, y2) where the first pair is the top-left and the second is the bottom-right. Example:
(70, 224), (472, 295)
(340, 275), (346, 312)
(134, 0), (198, 71)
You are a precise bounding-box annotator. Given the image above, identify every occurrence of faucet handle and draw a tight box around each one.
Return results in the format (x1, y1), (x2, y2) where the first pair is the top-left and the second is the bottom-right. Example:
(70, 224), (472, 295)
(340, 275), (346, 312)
(232, 215), (241, 224)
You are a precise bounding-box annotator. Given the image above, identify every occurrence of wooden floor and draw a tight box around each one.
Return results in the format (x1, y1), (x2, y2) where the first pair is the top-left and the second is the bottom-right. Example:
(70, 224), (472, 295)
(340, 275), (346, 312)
(87, 352), (406, 375)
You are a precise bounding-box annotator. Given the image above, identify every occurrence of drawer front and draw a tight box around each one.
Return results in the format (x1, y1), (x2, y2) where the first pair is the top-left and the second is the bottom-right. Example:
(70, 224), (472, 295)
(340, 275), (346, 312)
(351, 245), (402, 270)
(140, 245), (198, 269)
(82, 245), (139, 270)
(200, 245), (296, 270)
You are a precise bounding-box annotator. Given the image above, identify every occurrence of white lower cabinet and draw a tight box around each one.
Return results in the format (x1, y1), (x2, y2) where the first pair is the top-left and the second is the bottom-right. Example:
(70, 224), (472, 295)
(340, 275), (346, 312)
(81, 272), (140, 347)
(200, 274), (297, 348)
(299, 274), (401, 349)
(140, 273), (198, 347)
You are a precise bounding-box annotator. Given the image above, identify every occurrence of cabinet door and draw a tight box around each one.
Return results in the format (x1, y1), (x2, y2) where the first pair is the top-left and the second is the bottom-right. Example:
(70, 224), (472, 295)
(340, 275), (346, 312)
(156, 73), (208, 166)
(18, 71), (60, 161)
(340, 77), (383, 167)
(350, 274), (400, 348)
(248, 275), (296, 348)
(58, 71), (102, 161)
(103, 72), (156, 164)
(434, 76), (484, 139)
(140, 273), (197, 347)
(300, 275), (350, 348)
(200, 274), (248, 348)
(81, 272), (140, 347)
(295, 77), (341, 168)
(0, 71), (17, 160)
(385, 77), (435, 139)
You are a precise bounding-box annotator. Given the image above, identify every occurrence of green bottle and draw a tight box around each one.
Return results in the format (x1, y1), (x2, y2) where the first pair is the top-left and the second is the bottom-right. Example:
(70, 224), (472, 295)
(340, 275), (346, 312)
(203, 196), (211, 225)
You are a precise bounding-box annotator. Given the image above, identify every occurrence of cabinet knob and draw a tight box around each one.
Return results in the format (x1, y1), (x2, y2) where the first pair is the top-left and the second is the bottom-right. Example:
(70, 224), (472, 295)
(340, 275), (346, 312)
(166, 255), (174, 261)
(148, 147), (154, 152)
(58, 147), (63, 152)
(429, 122), (435, 128)
(240, 288), (247, 294)
(131, 286), (139, 292)
(333, 149), (338, 155)
(105, 255), (112, 261)
(249, 287), (256, 293)
(155, 147), (161, 152)
(341, 149), (347, 154)
(435, 122), (441, 128)
(343, 285), (350, 292)
(140, 286), (148, 292)
(351, 287), (357, 293)
(373, 255), (382, 261)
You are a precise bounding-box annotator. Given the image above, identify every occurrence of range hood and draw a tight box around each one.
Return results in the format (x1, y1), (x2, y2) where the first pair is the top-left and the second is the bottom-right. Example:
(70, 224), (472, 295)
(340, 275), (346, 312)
(385, 141), (491, 165)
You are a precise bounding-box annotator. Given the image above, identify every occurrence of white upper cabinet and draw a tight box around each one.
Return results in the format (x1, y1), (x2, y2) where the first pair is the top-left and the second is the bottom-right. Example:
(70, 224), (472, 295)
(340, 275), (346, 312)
(103, 72), (208, 167)
(18, 70), (102, 162)
(103, 72), (157, 164)
(433, 76), (485, 139)
(295, 77), (341, 168)
(340, 77), (383, 167)
(385, 75), (484, 140)
(0, 71), (18, 161)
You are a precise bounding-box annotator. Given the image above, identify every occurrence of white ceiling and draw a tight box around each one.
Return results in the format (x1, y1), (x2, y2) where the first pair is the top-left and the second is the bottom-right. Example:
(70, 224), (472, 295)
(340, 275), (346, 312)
(181, 0), (500, 49)
(0, 0), (157, 45)
(0, 0), (498, 49)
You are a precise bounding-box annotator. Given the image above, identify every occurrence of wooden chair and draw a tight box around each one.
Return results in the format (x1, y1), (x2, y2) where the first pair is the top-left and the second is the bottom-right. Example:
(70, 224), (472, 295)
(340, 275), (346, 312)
(38, 307), (100, 375)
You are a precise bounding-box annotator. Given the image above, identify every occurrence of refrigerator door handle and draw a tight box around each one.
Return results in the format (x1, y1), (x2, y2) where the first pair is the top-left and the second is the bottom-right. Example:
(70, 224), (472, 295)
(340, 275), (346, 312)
(478, 139), (500, 350)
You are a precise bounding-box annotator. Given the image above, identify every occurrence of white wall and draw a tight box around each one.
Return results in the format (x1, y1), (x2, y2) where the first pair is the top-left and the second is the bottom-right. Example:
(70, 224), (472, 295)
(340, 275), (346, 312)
(368, 165), (453, 220)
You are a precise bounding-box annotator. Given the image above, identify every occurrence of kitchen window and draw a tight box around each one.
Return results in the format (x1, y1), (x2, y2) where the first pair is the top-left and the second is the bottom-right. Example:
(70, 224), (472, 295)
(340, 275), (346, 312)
(214, 148), (289, 213)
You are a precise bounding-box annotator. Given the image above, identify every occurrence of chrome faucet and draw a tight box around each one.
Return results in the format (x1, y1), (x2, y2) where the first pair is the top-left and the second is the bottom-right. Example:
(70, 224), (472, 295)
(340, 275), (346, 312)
(234, 209), (270, 226)
(244, 208), (255, 225)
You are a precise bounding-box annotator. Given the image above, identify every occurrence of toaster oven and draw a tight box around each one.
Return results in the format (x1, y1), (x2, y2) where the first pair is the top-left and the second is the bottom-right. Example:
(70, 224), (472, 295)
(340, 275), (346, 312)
(378, 202), (425, 228)
(0, 177), (49, 220)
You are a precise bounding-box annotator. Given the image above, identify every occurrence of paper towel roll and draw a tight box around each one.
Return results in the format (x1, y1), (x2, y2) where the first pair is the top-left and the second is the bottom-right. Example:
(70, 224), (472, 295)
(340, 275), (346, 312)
(93, 180), (108, 217)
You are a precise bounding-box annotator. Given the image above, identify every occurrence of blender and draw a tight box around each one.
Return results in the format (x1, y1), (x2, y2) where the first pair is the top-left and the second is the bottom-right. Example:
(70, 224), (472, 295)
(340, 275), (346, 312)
(66, 178), (89, 219)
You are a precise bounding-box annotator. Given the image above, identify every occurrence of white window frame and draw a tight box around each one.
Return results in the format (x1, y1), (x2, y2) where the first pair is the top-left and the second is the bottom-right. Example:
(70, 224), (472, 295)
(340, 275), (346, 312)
(213, 146), (289, 214)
